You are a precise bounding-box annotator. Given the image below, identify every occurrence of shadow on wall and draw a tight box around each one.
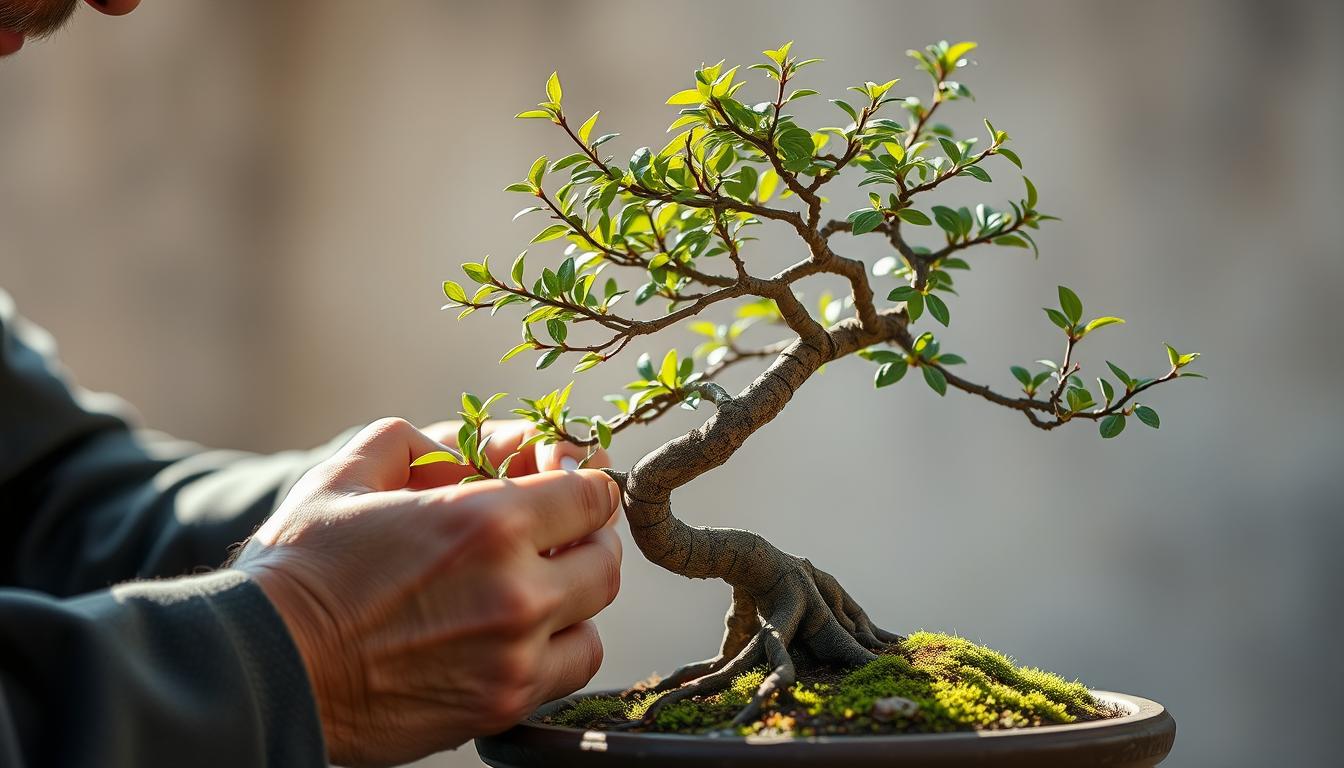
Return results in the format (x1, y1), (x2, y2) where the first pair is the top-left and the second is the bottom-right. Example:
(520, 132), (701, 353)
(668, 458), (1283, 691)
(1, 2), (1341, 767)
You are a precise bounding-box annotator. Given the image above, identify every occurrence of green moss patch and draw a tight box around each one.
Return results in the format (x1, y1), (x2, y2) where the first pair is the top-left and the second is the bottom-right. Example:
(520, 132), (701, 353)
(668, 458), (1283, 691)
(542, 631), (1115, 736)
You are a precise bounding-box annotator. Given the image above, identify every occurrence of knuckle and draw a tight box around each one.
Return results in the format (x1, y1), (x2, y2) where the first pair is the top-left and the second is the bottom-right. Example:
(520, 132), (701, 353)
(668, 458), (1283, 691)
(488, 577), (549, 631)
(597, 548), (621, 606)
(578, 623), (604, 677)
(364, 416), (416, 441)
(466, 505), (527, 551)
(482, 686), (535, 730)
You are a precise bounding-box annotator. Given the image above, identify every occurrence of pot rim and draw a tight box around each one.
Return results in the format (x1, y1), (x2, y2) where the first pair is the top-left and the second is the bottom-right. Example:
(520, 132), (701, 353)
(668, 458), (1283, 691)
(475, 688), (1176, 767)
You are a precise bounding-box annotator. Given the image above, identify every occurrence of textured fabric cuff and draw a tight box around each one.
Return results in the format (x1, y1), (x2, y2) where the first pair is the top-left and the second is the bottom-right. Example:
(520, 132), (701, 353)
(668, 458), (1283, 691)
(108, 570), (328, 767)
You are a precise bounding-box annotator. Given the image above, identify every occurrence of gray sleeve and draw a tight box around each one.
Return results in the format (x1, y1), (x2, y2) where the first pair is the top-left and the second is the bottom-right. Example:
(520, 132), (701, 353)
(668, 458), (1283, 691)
(0, 570), (327, 768)
(0, 287), (351, 765)
(0, 288), (355, 596)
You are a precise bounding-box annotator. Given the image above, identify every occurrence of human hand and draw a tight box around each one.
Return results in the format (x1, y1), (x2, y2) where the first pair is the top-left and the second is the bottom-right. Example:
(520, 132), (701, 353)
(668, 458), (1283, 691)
(234, 418), (622, 766)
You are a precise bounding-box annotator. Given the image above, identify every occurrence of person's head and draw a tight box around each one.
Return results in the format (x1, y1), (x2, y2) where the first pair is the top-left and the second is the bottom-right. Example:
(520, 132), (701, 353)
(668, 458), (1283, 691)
(0, 0), (139, 57)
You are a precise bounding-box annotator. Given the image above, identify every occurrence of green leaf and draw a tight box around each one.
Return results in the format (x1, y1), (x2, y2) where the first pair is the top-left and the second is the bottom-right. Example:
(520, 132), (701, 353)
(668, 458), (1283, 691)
(993, 235), (1028, 248)
(1107, 361), (1134, 388)
(595, 419), (613, 449)
(545, 71), (563, 104)
(545, 318), (568, 345)
(1099, 414), (1126, 439)
(938, 137), (962, 164)
(531, 224), (570, 244)
(536, 348), (562, 370)
(1165, 343), (1181, 367)
(997, 147), (1022, 168)
(1010, 366), (1032, 387)
(875, 360), (908, 388)
(922, 365), (948, 396)
(462, 261), (492, 284)
(510, 252), (527, 285)
(944, 41), (978, 65)
(1043, 308), (1071, 329)
(573, 352), (604, 373)
(1098, 377), (1115, 404)
(442, 280), (468, 303)
(410, 450), (463, 467)
(1135, 405), (1160, 429)
(1024, 176), (1038, 209)
(659, 349), (679, 386)
(776, 125), (815, 168)
(557, 257), (577, 292)
(666, 88), (704, 105)
(932, 205), (961, 237)
(577, 111), (600, 144)
(500, 342), (534, 364)
(958, 165), (992, 183)
(905, 293), (924, 321)
(887, 286), (920, 302)
(925, 293), (950, 326)
(1058, 286), (1083, 324)
(896, 208), (932, 226)
(528, 156), (548, 188)
(504, 182), (535, 193)
(847, 209), (884, 236)
(1082, 316), (1125, 336)
(636, 352), (655, 381)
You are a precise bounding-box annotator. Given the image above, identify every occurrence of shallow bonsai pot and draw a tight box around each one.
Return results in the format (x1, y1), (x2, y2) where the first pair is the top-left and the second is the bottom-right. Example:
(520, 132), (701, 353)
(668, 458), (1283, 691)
(475, 689), (1174, 767)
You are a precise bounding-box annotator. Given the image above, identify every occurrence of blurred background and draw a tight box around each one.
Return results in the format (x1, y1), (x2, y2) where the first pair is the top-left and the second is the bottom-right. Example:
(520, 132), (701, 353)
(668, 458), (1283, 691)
(2, 1), (1341, 765)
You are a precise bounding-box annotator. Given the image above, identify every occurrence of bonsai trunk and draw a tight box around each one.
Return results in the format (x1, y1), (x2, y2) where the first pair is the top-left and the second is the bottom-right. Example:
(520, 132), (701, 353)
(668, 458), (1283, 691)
(607, 312), (909, 725)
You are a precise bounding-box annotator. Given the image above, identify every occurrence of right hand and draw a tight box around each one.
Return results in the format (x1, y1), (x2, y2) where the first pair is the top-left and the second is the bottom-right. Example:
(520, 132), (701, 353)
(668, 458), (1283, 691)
(233, 418), (622, 767)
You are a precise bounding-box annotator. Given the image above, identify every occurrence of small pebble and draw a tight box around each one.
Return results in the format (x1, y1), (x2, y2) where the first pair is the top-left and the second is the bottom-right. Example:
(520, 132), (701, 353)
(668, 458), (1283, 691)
(872, 696), (920, 720)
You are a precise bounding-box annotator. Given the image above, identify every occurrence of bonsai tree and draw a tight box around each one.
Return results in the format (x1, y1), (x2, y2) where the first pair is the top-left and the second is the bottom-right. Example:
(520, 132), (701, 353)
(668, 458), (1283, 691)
(425, 41), (1201, 729)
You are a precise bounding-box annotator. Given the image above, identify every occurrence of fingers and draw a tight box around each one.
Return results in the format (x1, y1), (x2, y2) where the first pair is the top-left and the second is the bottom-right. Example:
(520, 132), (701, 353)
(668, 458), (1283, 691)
(543, 525), (621, 632)
(328, 418), (450, 493)
(449, 469), (618, 550)
(538, 620), (604, 703)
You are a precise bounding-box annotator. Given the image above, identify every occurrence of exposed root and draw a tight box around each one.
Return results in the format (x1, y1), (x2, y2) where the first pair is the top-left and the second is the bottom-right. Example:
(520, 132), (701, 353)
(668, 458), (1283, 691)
(633, 558), (902, 728)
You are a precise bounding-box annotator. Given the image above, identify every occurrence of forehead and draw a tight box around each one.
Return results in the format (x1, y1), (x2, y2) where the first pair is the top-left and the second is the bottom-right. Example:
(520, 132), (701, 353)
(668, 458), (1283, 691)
(0, 0), (81, 37)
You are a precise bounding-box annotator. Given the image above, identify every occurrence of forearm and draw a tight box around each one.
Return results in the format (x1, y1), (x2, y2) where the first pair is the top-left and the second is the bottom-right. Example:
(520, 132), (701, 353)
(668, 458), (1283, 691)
(1, 426), (357, 596)
(0, 570), (326, 768)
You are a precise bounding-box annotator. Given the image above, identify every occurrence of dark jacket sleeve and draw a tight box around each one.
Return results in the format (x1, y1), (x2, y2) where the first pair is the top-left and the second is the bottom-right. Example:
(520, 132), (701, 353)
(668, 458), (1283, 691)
(0, 572), (326, 768)
(0, 288), (353, 766)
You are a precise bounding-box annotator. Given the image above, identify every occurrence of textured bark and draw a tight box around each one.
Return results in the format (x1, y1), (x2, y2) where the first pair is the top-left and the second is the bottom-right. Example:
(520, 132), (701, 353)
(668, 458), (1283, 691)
(616, 311), (904, 591)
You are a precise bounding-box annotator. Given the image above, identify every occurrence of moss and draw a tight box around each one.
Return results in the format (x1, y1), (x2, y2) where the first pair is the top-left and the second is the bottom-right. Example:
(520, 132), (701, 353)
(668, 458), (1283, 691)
(546, 696), (627, 728)
(807, 631), (1103, 732)
(547, 632), (1107, 736)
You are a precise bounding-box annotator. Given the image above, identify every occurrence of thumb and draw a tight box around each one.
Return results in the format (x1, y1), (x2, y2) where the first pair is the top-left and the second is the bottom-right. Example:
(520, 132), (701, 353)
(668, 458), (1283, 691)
(327, 418), (449, 493)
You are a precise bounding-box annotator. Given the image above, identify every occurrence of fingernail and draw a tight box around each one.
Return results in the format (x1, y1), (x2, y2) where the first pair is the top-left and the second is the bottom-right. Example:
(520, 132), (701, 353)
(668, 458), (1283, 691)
(560, 455), (579, 471)
(607, 479), (621, 513)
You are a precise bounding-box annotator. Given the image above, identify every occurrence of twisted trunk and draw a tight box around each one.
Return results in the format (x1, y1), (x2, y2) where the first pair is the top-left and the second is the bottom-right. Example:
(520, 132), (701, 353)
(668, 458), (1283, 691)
(607, 311), (910, 724)
(616, 312), (903, 591)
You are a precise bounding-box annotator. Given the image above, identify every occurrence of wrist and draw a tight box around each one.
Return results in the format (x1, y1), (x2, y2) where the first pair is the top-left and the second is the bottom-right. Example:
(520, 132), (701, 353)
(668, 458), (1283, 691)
(244, 560), (362, 762)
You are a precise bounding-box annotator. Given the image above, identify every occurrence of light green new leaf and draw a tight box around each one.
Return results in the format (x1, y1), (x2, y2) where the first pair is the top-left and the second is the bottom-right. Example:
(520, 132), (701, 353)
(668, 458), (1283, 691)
(1082, 316), (1125, 336)
(546, 71), (563, 104)
(411, 450), (463, 467)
